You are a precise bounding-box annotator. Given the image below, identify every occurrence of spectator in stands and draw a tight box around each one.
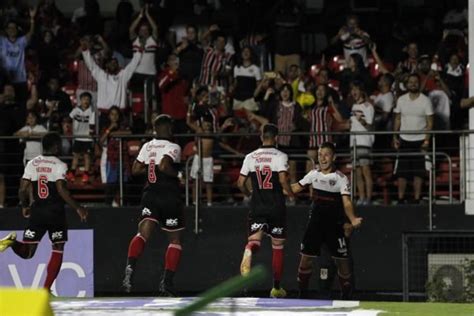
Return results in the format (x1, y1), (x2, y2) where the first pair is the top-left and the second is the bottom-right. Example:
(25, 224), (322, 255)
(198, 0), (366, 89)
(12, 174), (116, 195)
(417, 55), (451, 96)
(315, 67), (341, 103)
(396, 42), (419, 75)
(198, 30), (233, 89)
(129, 5), (158, 92)
(67, 92), (95, 184)
(14, 111), (47, 165)
(36, 0), (64, 32)
(271, 0), (302, 75)
(338, 53), (373, 98)
(248, 84), (306, 204)
(331, 14), (371, 67)
(349, 81), (374, 205)
(393, 73), (434, 204)
(306, 85), (344, 173)
(444, 53), (465, 129)
(239, 31), (270, 72)
(372, 73), (395, 149)
(232, 46), (261, 113)
(60, 116), (73, 155)
(287, 64), (304, 102)
(71, 0), (103, 36)
(158, 53), (189, 135)
(175, 24), (204, 82)
(74, 36), (100, 114)
(80, 39), (142, 125)
(253, 72), (285, 106)
(99, 106), (131, 207)
(37, 30), (60, 81)
(0, 8), (36, 101)
(39, 76), (73, 127)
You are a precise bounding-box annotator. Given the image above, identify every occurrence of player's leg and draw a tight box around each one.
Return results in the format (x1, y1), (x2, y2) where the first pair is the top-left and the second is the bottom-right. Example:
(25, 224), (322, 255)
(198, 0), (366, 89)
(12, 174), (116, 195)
(413, 175), (423, 202)
(361, 164), (373, 204)
(297, 254), (314, 298)
(355, 166), (366, 203)
(44, 242), (65, 291)
(270, 237), (286, 298)
(159, 230), (182, 296)
(240, 229), (263, 276)
(0, 231), (38, 258)
(334, 257), (353, 300)
(123, 218), (157, 292)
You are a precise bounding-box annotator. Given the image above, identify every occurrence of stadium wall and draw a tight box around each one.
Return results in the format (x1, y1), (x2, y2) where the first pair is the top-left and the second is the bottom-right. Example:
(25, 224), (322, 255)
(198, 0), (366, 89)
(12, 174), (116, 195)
(1, 204), (473, 295)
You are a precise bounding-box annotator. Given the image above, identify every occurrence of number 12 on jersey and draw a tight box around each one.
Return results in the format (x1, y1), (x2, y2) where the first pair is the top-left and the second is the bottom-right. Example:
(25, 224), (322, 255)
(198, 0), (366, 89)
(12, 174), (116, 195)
(255, 166), (273, 190)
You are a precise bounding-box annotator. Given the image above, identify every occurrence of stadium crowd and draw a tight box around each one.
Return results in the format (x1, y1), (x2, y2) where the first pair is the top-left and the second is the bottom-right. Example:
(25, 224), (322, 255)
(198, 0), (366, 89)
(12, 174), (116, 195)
(0, 0), (470, 208)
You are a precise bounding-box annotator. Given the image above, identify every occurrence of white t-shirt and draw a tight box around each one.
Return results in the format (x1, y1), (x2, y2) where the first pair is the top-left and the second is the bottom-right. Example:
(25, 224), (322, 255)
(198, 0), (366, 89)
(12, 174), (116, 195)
(350, 102), (374, 147)
(393, 93), (434, 142)
(132, 36), (157, 75)
(233, 64), (261, 101)
(18, 125), (48, 162)
(373, 92), (394, 114)
(70, 106), (95, 141)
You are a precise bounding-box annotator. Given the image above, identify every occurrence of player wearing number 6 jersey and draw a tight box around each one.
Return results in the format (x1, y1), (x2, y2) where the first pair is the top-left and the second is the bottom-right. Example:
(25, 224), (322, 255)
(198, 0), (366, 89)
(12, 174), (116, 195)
(291, 142), (362, 300)
(0, 132), (88, 293)
(237, 124), (295, 298)
(122, 114), (183, 296)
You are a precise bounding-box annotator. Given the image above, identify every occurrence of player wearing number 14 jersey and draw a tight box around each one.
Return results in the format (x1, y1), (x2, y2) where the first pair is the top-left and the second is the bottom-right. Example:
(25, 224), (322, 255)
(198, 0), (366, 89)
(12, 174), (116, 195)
(237, 124), (295, 298)
(0, 132), (88, 292)
(122, 115), (184, 296)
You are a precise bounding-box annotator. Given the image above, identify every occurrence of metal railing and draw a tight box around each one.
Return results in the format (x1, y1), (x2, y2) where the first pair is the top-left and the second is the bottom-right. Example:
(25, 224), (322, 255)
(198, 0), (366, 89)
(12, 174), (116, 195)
(0, 129), (469, 234)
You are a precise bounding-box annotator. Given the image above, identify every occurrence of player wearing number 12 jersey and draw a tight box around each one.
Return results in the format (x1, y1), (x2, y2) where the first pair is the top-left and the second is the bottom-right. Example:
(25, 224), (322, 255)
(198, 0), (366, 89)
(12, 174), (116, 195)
(0, 132), (88, 292)
(237, 124), (295, 298)
(122, 115), (183, 296)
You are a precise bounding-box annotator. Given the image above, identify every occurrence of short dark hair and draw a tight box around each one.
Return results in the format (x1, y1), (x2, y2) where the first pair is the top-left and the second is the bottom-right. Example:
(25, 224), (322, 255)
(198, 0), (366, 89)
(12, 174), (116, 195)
(153, 114), (173, 129)
(196, 86), (208, 97)
(186, 24), (198, 32)
(407, 73), (421, 82)
(79, 92), (92, 100)
(262, 123), (278, 139)
(42, 132), (62, 153)
(319, 142), (336, 153)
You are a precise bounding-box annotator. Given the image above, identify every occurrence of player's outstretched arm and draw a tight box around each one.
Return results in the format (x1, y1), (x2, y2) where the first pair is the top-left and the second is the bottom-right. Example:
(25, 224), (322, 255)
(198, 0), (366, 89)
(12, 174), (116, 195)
(290, 182), (305, 195)
(18, 179), (32, 218)
(237, 175), (251, 197)
(56, 180), (88, 222)
(342, 195), (362, 228)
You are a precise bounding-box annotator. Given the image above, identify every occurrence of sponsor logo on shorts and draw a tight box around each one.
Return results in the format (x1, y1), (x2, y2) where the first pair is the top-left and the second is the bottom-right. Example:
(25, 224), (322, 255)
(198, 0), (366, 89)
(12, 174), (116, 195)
(166, 218), (178, 227)
(250, 223), (264, 232)
(51, 231), (63, 241)
(271, 227), (284, 235)
(24, 229), (36, 239)
(142, 207), (152, 216)
(320, 268), (328, 280)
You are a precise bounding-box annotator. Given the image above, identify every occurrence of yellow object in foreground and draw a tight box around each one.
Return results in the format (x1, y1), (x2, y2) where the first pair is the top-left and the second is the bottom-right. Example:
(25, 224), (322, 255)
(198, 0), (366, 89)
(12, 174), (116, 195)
(0, 287), (53, 316)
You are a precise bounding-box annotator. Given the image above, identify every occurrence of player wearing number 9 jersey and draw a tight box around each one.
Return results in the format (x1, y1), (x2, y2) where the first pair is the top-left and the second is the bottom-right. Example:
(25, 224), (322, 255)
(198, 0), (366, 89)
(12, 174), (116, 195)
(0, 132), (88, 293)
(237, 124), (295, 298)
(122, 114), (183, 297)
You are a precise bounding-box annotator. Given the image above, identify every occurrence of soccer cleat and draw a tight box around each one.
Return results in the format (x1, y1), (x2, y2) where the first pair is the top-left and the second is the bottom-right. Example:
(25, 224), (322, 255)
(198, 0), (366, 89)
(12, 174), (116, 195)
(298, 289), (309, 299)
(270, 287), (287, 298)
(81, 173), (90, 184)
(0, 232), (16, 252)
(159, 280), (177, 297)
(240, 249), (252, 276)
(340, 283), (353, 300)
(122, 265), (134, 293)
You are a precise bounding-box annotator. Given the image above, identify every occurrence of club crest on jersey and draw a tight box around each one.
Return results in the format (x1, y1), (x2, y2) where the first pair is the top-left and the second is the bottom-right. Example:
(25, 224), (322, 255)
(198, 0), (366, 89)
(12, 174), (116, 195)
(329, 179), (336, 186)
(141, 207), (152, 216)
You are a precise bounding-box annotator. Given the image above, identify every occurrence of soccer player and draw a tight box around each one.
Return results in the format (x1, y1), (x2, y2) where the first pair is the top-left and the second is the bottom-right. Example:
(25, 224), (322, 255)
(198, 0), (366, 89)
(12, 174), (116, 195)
(237, 124), (295, 298)
(122, 114), (183, 296)
(0, 132), (88, 292)
(291, 142), (362, 299)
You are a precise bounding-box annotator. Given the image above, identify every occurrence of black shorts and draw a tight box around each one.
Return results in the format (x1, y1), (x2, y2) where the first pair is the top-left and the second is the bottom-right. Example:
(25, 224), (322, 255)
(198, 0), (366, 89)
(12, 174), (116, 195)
(394, 139), (427, 180)
(72, 140), (93, 154)
(247, 211), (286, 239)
(23, 205), (68, 244)
(139, 190), (185, 231)
(300, 212), (348, 259)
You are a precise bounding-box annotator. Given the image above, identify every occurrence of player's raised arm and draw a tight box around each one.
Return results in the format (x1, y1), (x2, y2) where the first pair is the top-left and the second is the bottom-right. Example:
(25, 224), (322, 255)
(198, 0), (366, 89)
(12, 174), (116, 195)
(56, 179), (88, 222)
(342, 195), (362, 228)
(18, 179), (32, 218)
